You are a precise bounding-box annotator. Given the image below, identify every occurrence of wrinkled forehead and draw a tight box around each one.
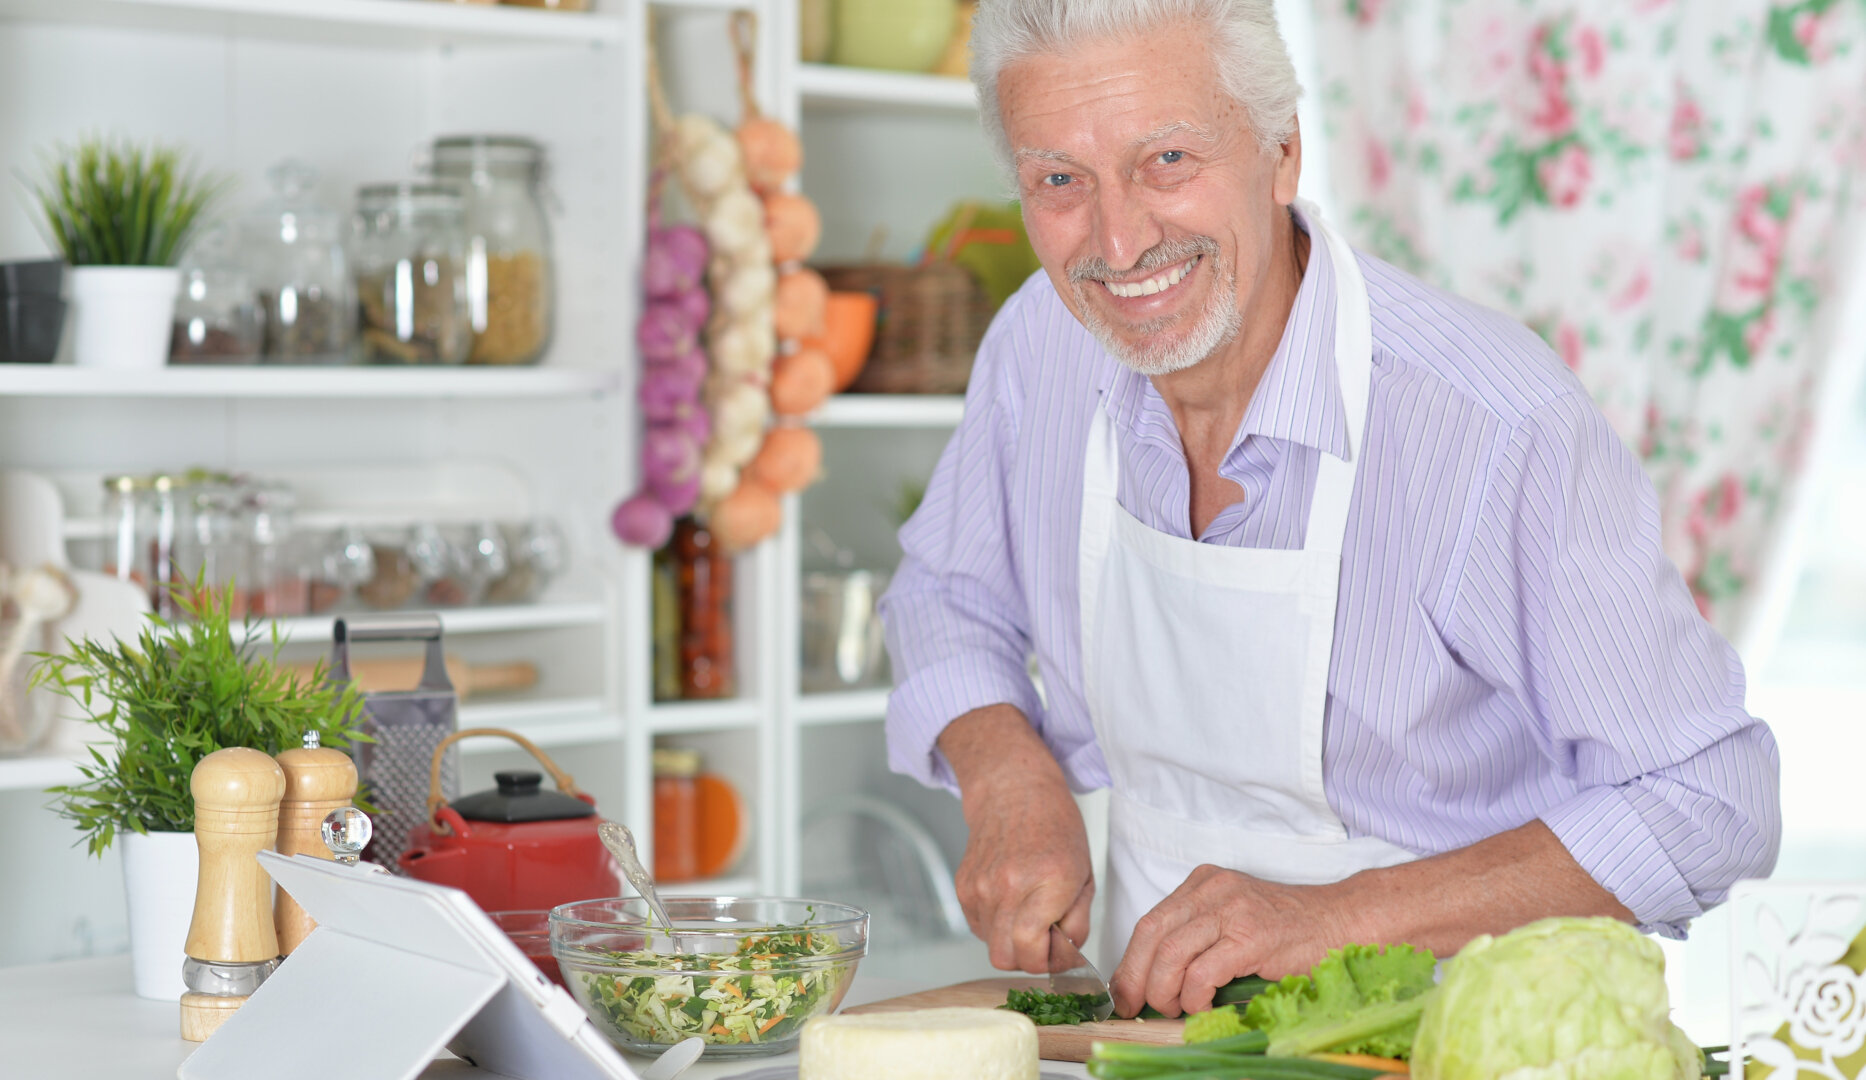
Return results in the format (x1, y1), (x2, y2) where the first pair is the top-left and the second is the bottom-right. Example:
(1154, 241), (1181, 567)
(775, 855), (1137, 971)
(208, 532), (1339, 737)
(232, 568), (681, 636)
(996, 31), (1239, 169)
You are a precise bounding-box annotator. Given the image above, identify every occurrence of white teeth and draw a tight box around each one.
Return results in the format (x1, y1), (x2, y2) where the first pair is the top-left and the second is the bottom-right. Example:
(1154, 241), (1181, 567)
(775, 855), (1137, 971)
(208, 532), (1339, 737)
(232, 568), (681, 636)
(1103, 257), (1198, 299)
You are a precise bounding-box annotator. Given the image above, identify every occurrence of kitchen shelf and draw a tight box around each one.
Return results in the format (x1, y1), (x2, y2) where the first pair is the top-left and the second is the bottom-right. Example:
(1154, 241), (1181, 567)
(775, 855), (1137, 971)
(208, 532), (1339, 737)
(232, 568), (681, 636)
(795, 687), (889, 726)
(0, 0), (625, 48)
(0, 365), (620, 400)
(647, 697), (766, 734)
(456, 698), (620, 747)
(0, 755), (84, 793)
(216, 600), (609, 646)
(811, 394), (965, 428)
(797, 64), (977, 112)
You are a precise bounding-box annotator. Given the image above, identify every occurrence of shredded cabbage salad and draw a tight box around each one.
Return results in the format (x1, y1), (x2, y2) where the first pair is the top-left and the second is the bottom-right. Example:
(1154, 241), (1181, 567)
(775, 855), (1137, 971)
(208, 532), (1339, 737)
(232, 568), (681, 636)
(575, 928), (852, 1047)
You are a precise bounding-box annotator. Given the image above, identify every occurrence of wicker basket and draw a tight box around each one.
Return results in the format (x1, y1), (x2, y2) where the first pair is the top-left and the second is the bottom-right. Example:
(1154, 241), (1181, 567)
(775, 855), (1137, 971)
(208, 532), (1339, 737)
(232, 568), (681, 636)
(818, 261), (993, 395)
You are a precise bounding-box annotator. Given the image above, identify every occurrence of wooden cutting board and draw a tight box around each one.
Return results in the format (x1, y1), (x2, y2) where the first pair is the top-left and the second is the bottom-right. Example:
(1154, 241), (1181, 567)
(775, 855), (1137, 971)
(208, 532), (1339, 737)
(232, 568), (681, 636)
(843, 977), (1184, 1063)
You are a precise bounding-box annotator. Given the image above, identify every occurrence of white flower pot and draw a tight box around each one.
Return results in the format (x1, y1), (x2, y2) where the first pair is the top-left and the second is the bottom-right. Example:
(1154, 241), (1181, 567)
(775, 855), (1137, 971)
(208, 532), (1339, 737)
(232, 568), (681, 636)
(67, 266), (180, 370)
(120, 829), (199, 1001)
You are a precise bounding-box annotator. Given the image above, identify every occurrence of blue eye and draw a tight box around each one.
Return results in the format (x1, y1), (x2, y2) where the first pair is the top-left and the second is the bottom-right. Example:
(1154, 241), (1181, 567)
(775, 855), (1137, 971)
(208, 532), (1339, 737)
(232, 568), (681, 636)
(1045, 173), (1072, 187)
(1158, 150), (1184, 164)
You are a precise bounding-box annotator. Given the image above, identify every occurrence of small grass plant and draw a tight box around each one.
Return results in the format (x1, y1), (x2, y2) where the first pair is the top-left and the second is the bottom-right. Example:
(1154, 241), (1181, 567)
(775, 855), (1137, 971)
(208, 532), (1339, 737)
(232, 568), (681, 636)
(20, 135), (228, 267)
(34, 582), (367, 855)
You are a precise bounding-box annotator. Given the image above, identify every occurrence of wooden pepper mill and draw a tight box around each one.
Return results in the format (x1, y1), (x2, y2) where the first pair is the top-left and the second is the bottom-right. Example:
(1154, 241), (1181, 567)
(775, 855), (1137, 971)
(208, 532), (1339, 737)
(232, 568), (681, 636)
(273, 730), (357, 956)
(180, 747), (286, 1043)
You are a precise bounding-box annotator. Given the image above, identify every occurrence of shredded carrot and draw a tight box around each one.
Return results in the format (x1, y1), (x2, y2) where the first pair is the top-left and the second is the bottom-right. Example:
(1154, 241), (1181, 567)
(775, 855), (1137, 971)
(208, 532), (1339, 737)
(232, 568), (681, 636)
(709, 1025), (731, 1036)
(721, 982), (744, 999)
(759, 1015), (784, 1033)
(1314, 1054), (1410, 1073)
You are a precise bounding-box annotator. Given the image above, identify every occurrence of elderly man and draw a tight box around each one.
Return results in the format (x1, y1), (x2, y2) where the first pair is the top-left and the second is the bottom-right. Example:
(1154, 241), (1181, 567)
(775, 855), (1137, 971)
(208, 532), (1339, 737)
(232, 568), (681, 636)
(878, 0), (1781, 1019)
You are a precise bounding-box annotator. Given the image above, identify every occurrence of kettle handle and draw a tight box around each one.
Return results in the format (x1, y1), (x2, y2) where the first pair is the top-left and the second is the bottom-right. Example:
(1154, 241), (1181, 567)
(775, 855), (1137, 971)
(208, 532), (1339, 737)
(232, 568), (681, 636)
(426, 727), (586, 833)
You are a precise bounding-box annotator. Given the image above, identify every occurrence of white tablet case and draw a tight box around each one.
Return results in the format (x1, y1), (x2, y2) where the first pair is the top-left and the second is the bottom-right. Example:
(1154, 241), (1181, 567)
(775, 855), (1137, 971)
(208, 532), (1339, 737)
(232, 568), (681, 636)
(178, 852), (640, 1080)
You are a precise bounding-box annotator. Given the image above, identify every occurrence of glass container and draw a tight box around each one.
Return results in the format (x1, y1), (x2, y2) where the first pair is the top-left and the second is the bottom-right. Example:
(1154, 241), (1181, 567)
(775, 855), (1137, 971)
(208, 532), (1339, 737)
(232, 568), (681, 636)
(671, 519), (733, 700)
(101, 474), (147, 588)
(356, 526), (420, 610)
(308, 526), (375, 614)
(430, 136), (555, 366)
(550, 897), (868, 1059)
(242, 160), (351, 364)
(485, 517), (568, 604)
(147, 475), (184, 619)
(651, 747), (701, 883)
(351, 183), (472, 365)
(243, 483), (305, 617)
(170, 225), (263, 364)
(175, 482), (245, 618)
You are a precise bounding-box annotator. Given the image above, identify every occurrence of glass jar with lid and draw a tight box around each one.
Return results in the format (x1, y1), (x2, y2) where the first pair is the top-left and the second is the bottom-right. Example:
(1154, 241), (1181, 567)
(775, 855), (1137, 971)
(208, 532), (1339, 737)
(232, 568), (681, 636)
(101, 474), (148, 588)
(175, 481), (246, 618)
(242, 160), (352, 365)
(430, 136), (555, 366)
(351, 183), (472, 365)
(243, 482), (306, 617)
(170, 224), (263, 364)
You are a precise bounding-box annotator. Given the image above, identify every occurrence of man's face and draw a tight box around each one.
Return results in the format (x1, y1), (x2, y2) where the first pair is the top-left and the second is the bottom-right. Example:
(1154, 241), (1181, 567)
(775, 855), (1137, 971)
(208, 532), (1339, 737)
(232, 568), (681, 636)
(999, 20), (1300, 376)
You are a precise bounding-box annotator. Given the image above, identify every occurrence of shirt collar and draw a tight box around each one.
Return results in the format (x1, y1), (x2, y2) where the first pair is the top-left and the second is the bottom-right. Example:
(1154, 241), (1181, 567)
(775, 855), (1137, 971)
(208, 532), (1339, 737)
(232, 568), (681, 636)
(1099, 202), (1347, 462)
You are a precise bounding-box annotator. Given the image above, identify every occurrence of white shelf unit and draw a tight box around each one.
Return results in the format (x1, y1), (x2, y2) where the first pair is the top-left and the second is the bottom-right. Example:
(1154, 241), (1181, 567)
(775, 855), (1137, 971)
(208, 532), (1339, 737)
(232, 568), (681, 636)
(0, 0), (994, 968)
(796, 63), (977, 112)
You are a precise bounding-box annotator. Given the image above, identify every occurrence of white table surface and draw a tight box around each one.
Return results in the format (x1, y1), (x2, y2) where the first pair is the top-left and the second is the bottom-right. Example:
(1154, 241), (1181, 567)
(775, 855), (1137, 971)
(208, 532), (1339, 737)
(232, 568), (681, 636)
(0, 955), (1094, 1080)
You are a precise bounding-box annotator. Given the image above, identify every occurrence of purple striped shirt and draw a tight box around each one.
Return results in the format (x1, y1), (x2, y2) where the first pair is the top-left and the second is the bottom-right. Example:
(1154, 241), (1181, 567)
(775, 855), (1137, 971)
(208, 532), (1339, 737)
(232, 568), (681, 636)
(879, 208), (1781, 936)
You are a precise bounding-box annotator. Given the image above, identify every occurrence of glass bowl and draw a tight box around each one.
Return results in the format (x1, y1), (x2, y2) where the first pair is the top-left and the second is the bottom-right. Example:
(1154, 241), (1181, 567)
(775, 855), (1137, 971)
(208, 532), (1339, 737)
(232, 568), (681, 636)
(549, 896), (868, 1059)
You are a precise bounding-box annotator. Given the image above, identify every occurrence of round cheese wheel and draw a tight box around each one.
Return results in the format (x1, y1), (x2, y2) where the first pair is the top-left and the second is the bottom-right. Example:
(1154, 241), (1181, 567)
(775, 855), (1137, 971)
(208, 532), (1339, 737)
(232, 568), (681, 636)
(799, 1007), (1039, 1080)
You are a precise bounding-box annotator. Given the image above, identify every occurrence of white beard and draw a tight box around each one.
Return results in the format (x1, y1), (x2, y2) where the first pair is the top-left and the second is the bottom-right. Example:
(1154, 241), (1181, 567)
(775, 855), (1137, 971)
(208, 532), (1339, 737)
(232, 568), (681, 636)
(1071, 250), (1243, 377)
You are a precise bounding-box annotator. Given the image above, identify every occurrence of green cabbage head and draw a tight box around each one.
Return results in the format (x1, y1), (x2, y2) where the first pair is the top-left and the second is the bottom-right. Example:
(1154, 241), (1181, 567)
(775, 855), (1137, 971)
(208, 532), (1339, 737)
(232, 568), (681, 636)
(1412, 916), (1700, 1080)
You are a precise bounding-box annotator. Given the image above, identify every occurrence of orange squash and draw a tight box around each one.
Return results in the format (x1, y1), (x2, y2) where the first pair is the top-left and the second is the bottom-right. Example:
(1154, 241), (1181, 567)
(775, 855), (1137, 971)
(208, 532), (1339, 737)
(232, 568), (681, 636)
(808, 291), (879, 391)
(694, 773), (746, 878)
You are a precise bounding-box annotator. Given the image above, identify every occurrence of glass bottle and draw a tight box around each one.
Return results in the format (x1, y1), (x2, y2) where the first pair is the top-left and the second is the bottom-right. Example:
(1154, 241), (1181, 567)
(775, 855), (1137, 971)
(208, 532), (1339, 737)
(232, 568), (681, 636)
(147, 475), (183, 619)
(244, 483), (305, 617)
(351, 183), (472, 365)
(652, 747), (702, 883)
(243, 159), (352, 365)
(430, 136), (555, 366)
(671, 518), (734, 700)
(101, 474), (147, 588)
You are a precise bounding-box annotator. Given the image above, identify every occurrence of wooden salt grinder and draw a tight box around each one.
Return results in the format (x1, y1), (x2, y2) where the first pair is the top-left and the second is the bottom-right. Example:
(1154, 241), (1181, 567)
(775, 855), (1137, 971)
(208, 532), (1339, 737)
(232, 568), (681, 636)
(273, 730), (357, 956)
(180, 747), (286, 1043)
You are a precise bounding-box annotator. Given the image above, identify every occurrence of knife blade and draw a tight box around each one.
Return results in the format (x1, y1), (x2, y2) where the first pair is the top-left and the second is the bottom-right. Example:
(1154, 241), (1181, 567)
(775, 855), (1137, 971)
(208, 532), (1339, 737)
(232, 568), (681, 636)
(1047, 923), (1115, 1022)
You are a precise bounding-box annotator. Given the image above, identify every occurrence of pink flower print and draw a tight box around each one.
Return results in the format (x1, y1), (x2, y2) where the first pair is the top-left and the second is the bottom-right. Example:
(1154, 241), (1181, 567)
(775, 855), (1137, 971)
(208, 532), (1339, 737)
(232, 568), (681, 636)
(1737, 185), (1789, 249)
(1611, 264), (1652, 311)
(1796, 11), (1837, 63)
(1365, 136), (1393, 191)
(1406, 84), (1428, 130)
(1743, 308), (1775, 357)
(1350, 0), (1386, 26)
(1574, 25), (1606, 78)
(1687, 474), (1745, 542)
(1669, 89), (1705, 161)
(1693, 590), (1715, 620)
(1676, 220), (1705, 262)
(1556, 321), (1584, 371)
(1638, 402), (1662, 459)
(1537, 143), (1592, 208)
(1716, 184), (1791, 312)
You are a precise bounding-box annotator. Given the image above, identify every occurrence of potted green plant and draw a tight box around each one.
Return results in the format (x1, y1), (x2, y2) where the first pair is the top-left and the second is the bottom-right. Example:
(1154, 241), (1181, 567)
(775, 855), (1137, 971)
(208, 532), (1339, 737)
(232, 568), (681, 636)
(33, 584), (365, 1001)
(21, 136), (227, 369)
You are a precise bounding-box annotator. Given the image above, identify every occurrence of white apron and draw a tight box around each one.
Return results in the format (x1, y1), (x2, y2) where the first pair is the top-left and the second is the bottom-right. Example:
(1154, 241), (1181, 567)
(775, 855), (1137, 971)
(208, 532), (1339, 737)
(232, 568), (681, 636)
(1078, 201), (1418, 964)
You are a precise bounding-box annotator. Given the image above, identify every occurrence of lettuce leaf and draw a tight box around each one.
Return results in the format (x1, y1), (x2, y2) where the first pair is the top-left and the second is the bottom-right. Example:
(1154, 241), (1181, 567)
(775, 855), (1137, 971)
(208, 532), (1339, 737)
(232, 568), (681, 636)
(1242, 943), (1437, 1060)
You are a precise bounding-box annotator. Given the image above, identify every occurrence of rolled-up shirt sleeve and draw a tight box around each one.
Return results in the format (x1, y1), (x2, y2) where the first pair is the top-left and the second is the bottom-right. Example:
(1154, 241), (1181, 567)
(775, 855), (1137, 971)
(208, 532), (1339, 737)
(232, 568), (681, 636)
(880, 296), (1044, 792)
(1451, 390), (1782, 937)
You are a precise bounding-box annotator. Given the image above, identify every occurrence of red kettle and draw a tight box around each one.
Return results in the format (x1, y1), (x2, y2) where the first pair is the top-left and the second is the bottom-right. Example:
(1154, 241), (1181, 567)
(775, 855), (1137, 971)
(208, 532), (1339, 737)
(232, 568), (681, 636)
(399, 727), (622, 912)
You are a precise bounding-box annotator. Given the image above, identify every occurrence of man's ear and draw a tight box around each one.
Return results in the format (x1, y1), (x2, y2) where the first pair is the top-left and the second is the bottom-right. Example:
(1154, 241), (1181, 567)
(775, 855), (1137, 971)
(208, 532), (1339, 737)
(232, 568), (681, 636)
(1272, 120), (1302, 207)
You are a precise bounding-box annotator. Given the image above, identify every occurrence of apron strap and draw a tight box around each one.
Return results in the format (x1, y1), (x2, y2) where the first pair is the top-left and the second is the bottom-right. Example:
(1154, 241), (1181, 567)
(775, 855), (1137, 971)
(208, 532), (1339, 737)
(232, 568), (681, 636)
(1296, 198), (1374, 558)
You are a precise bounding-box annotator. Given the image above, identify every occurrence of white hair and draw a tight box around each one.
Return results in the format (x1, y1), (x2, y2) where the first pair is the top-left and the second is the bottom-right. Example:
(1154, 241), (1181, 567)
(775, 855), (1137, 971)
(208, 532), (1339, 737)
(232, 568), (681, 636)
(970, 0), (1302, 173)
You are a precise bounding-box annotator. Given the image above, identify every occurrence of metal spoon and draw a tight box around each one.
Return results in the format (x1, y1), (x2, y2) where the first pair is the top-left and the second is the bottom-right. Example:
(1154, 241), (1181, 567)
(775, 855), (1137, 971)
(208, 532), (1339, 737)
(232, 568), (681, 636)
(598, 821), (678, 941)
(638, 1036), (704, 1080)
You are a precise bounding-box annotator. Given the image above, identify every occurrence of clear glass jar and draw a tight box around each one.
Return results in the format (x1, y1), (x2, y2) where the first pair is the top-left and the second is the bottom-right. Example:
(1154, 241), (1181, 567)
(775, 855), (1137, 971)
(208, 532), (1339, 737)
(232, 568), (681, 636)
(351, 183), (472, 365)
(101, 474), (147, 588)
(170, 225), (263, 364)
(147, 475), (184, 619)
(244, 483), (306, 617)
(244, 160), (352, 365)
(485, 517), (568, 604)
(308, 526), (375, 614)
(430, 136), (555, 366)
(175, 482), (245, 619)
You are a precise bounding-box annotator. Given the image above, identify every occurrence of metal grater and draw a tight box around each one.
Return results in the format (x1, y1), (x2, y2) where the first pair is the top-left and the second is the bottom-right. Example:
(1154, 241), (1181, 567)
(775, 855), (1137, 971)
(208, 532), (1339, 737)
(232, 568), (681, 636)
(331, 614), (457, 873)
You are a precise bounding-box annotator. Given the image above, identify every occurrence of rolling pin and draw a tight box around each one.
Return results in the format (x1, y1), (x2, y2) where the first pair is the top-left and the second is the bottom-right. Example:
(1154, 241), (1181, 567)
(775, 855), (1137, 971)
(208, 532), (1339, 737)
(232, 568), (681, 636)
(286, 655), (537, 702)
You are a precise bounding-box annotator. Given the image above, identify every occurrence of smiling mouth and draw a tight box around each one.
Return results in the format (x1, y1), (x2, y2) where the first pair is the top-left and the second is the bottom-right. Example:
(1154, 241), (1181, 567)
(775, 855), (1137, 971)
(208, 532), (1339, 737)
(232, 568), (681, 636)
(1101, 256), (1200, 299)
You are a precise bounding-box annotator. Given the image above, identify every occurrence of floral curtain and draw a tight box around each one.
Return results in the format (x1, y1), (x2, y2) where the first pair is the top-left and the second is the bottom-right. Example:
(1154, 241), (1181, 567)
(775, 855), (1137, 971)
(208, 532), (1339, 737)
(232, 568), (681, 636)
(1309, 0), (1866, 639)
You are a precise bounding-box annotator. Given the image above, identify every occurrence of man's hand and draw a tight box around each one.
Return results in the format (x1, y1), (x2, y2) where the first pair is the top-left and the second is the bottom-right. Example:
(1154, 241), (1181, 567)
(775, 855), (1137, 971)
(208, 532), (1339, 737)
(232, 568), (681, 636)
(939, 704), (1094, 974)
(1110, 865), (1344, 1018)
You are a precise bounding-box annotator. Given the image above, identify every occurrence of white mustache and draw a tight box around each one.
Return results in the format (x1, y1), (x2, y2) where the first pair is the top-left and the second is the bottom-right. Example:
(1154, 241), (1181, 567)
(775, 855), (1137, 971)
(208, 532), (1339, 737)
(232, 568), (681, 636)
(1068, 236), (1220, 284)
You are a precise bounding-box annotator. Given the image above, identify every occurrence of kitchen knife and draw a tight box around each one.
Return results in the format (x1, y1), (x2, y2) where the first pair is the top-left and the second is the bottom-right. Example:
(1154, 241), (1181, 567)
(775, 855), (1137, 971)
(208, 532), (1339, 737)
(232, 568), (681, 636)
(1048, 923), (1115, 1022)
